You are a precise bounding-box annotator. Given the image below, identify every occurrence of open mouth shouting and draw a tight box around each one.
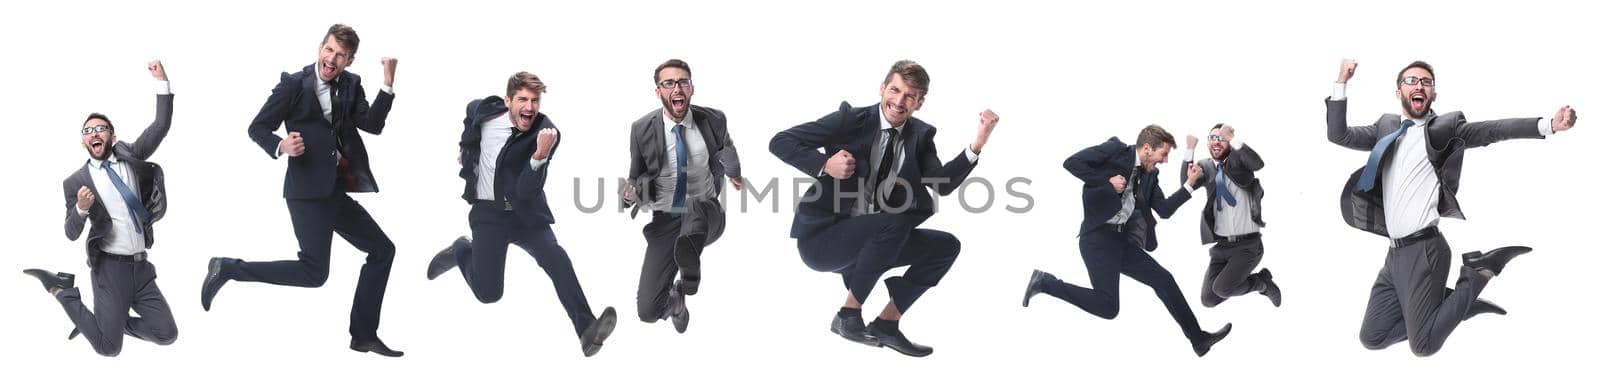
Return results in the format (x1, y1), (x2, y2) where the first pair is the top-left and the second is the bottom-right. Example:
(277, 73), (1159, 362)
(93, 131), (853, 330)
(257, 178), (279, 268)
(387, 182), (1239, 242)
(1409, 92), (1427, 111)
(514, 110), (536, 130)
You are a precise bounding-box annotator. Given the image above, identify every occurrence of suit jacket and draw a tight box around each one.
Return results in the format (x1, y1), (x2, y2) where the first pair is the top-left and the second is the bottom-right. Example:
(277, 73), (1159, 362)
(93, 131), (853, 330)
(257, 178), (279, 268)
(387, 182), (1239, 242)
(1180, 143), (1266, 243)
(458, 95), (561, 225)
(770, 101), (977, 240)
(1064, 137), (1192, 251)
(1326, 98), (1543, 237)
(623, 105), (742, 219)
(248, 64), (394, 199)
(64, 94), (173, 266)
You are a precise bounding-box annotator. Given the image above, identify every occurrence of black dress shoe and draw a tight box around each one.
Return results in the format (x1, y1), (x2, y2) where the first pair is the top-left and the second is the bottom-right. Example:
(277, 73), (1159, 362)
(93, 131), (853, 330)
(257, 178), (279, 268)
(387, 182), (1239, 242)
(867, 320), (933, 357)
(1462, 246), (1532, 276)
(1467, 298), (1507, 320)
(674, 236), (704, 295)
(427, 236), (466, 280)
(669, 280), (690, 334)
(200, 257), (232, 311)
(1256, 268), (1282, 307)
(1023, 269), (1052, 307)
(829, 312), (876, 346)
(580, 307), (618, 357)
(350, 338), (404, 357)
(1191, 323), (1232, 357)
(23, 269), (74, 293)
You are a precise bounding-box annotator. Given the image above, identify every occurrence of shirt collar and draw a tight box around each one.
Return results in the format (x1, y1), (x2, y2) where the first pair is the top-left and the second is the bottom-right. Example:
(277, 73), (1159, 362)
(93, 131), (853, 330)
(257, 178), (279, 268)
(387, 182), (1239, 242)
(89, 152), (119, 168)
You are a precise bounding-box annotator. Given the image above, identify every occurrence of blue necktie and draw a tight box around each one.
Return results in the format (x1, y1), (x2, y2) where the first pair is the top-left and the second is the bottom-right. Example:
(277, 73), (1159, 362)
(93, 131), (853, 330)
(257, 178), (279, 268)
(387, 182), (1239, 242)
(671, 124), (688, 212)
(1213, 161), (1236, 208)
(1356, 120), (1415, 192)
(100, 161), (150, 234)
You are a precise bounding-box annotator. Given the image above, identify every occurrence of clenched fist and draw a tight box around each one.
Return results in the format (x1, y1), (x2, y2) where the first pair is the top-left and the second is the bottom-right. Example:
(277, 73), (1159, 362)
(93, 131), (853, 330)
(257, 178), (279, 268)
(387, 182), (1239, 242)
(380, 57), (398, 87)
(971, 109), (1000, 154)
(148, 60), (167, 81)
(1109, 175), (1127, 194)
(1553, 105), (1578, 132)
(76, 186), (95, 211)
(1185, 163), (1203, 187)
(279, 132), (306, 157)
(533, 129), (558, 160)
(1336, 59), (1358, 84)
(1185, 134), (1199, 150)
(824, 150), (856, 179)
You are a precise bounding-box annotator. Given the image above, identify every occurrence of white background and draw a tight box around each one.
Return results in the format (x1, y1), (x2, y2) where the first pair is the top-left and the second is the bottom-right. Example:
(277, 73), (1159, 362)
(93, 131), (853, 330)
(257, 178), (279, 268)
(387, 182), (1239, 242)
(2, 0), (1593, 377)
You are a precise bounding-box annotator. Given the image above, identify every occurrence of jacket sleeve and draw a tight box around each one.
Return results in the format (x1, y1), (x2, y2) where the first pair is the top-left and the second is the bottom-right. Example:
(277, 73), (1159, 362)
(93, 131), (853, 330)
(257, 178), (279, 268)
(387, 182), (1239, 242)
(1148, 176), (1193, 219)
(916, 128), (976, 196)
(1064, 142), (1113, 183)
(63, 178), (88, 241)
(713, 110), (743, 179)
(351, 76), (394, 135)
(770, 102), (855, 177)
(247, 73), (296, 159)
(1326, 97), (1383, 151)
(1453, 114), (1544, 149)
(127, 94), (175, 160)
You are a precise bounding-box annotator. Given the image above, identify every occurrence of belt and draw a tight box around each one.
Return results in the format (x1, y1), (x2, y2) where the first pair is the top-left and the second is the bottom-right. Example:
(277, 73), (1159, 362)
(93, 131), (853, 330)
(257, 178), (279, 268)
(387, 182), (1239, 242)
(1214, 232), (1261, 243)
(477, 199), (514, 212)
(1390, 226), (1440, 248)
(102, 252), (147, 263)
(1104, 222), (1128, 233)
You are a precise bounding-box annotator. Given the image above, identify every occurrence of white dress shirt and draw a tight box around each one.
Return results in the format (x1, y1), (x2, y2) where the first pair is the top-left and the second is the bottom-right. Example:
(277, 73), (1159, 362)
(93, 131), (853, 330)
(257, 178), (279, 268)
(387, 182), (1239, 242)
(80, 155), (146, 255)
(648, 110), (713, 211)
(474, 113), (549, 201)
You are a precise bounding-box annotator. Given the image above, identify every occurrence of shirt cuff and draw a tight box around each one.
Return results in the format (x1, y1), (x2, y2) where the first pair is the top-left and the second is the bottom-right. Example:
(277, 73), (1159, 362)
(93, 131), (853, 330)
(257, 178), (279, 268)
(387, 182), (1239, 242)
(1538, 118), (1554, 136)
(529, 157), (549, 170)
(156, 81), (171, 95)
(963, 147), (979, 162)
(1183, 148), (1195, 162)
(1182, 183), (1196, 194)
(1331, 83), (1347, 101)
(380, 86), (394, 94)
(76, 205), (90, 217)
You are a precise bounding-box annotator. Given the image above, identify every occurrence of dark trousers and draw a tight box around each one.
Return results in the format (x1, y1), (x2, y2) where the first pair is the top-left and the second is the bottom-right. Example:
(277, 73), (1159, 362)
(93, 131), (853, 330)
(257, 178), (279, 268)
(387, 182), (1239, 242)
(636, 201), (726, 322)
(1200, 236), (1267, 307)
(228, 192), (396, 340)
(443, 202), (597, 337)
(796, 212), (961, 314)
(1037, 225), (1208, 342)
(1358, 232), (1486, 356)
(55, 257), (178, 357)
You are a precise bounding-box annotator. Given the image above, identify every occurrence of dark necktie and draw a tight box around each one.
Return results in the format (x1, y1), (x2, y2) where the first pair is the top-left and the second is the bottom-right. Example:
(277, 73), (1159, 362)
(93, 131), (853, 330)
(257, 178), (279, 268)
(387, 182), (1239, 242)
(100, 161), (150, 234)
(875, 128), (900, 209)
(672, 124), (688, 211)
(1214, 161), (1237, 209)
(1356, 119), (1415, 191)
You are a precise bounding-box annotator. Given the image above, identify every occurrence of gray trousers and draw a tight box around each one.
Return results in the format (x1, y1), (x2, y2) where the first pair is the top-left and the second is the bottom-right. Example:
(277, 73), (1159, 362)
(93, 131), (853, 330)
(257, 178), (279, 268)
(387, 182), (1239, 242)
(635, 198), (725, 322)
(1199, 236), (1267, 307)
(54, 257), (178, 357)
(1358, 232), (1487, 356)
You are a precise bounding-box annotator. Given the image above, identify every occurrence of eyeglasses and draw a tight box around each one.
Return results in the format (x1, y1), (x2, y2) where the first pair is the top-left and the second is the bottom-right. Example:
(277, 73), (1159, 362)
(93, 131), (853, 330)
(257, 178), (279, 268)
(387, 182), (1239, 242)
(1207, 135), (1225, 142)
(657, 78), (693, 89)
(81, 125), (111, 135)
(1400, 76), (1435, 87)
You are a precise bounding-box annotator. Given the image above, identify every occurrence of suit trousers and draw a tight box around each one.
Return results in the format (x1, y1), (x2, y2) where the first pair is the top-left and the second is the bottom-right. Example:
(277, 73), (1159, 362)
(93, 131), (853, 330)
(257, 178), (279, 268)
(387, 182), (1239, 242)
(796, 212), (960, 314)
(443, 201), (598, 337)
(55, 257), (178, 357)
(636, 198), (726, 322)
(1037, 224), (1208, 343)
(1199, 236), (1267, 307)
(227, 192), (396, 340)
(1357, 231), (1487, 356)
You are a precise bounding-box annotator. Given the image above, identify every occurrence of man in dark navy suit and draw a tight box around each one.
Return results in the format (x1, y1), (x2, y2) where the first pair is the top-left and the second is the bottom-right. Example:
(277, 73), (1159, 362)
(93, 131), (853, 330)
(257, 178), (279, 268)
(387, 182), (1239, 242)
(1022, 125), (1234, 357)
(425, 72), (618, 357)
(769, 60), (999, 357)
(200, 24), (404, 357)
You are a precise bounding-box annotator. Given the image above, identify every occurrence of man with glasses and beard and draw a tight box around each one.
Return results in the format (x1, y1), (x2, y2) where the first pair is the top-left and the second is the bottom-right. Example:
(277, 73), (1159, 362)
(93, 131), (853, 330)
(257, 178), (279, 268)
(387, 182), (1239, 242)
(619, 59), (744, 334)
(24, 60), (178, 357)
(1327, 59), (1577, 356)
(1178, 124), (1282, 309)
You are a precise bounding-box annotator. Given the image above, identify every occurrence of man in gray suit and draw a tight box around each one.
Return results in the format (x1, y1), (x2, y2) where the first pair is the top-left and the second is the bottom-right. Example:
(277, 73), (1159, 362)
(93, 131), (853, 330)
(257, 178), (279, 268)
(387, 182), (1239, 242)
(24, 61), (178, 357)
(1179, 124), (1281, 308)
(1328, 59), (1577, 356)
(620, 59), (743, 333)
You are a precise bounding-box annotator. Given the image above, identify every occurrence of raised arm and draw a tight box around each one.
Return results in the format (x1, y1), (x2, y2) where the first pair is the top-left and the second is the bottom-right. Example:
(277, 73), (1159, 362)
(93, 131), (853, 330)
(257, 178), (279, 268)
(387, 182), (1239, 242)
(126, 60), (173, 161)
(1327, 59), (1384, 151)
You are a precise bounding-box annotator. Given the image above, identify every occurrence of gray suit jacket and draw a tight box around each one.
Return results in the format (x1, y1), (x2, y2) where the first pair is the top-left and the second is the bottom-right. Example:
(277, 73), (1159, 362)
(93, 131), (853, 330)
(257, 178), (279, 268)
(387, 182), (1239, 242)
(1181, 143), (1266, 244)
(624, 105), (742, 219)
(1326, 98), (1543, 237)
(64, 94), (173, 266)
